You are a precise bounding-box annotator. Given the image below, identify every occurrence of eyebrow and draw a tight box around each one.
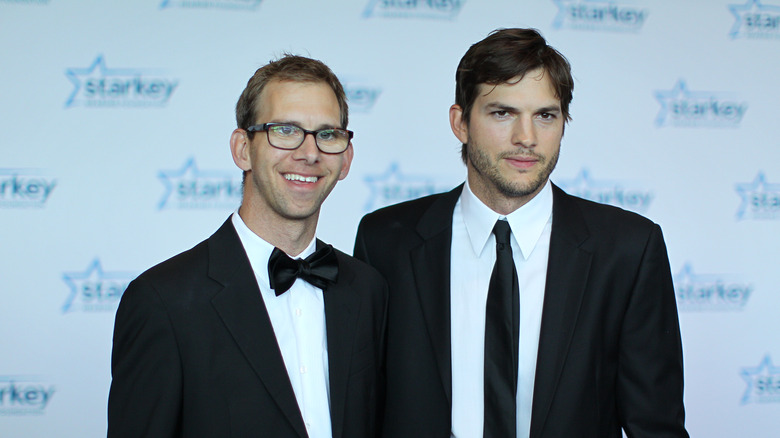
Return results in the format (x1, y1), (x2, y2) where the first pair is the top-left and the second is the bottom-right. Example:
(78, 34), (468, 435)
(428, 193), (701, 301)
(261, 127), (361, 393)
(484, 102), (562, 113)
(273, 120), (340, 130)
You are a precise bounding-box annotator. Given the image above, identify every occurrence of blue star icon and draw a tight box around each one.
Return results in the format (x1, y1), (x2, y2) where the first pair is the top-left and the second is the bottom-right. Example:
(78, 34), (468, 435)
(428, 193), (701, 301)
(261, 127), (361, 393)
(653, 79), (697, 127)
(729, 0), (780, 38)
(740, 354), (780, 404)
(673, 262), (697, 287)
(555, 168), (599, 193)
(362, 0), (463, 19)
(342, 82), (382, 113)
(363, 162), (442, 212)
(735, 172), (780, 219)
(552, 0), (580, 29)
(160, 0), (263, 9)
(157, 157), (238, 210)
(64, 55), (139, 108)
(61, 258), (136, 313)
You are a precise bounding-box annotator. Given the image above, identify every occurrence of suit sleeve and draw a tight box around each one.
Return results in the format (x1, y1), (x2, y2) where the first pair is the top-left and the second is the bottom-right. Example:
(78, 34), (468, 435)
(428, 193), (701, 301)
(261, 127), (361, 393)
(353, 217), (372, 265)
(107, 277), (182, 438)
(618, 224), (689, 437)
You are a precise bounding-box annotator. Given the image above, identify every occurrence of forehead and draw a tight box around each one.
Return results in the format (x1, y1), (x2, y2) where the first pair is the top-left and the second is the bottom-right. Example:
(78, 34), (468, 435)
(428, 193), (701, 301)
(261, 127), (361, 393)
(475, 68), (560, 107)
(256, 79), (340, 124)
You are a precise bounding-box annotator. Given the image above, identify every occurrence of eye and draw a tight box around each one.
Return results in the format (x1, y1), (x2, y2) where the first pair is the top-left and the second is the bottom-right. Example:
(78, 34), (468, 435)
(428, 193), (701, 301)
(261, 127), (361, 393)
(538, 112), (557, 121)
(271, 124), (299, 136)
(317, 129), (336, 141)
(491, 110), (514, 121)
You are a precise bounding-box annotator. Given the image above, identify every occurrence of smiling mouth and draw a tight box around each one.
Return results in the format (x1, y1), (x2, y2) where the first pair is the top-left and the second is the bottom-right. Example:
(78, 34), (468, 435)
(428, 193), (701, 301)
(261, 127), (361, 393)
(284, 173), (319, 183)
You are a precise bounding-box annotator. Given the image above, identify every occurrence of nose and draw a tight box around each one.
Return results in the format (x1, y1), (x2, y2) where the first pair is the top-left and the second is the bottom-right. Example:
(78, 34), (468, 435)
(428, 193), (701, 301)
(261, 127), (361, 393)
(291, 132), (320, 163)
(512, 117), (537, 148)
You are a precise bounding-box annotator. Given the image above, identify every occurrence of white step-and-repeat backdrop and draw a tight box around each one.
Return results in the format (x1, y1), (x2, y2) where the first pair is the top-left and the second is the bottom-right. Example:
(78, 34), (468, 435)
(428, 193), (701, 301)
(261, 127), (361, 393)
(2, 0), (779, 436)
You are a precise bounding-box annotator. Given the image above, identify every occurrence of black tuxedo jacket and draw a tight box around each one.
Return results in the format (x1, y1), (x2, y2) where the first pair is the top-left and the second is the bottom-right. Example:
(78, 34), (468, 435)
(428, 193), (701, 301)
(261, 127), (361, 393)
(354, 183), (688, 438)
(108, 218), (387, 438)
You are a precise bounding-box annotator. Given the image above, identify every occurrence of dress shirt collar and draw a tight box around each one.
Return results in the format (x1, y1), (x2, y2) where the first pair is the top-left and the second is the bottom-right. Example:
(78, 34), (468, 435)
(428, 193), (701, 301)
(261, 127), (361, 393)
(461, 179), (553, 260)
(231, 210), (316, 289)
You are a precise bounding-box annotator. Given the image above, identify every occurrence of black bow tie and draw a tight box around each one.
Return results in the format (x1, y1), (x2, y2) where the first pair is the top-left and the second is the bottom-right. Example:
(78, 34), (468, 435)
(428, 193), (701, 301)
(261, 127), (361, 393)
(268, 244), (339, 296)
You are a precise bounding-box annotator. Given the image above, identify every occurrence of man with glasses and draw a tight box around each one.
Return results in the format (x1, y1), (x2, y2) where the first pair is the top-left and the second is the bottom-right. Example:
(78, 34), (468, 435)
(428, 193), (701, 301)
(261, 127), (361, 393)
(108, 55), (387, 438)
(355, 28), (688, 437)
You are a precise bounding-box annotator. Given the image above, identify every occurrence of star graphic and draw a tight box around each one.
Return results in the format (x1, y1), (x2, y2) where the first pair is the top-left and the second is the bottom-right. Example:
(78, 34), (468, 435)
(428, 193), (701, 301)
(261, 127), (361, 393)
(157, 157), (238, 209)
(552, 0), (580, 29)
(729, 0), (780, 38)
(64, 55), (139, 108)
(653, 79), (699, 127)
(551, 0), (647, 30)
(0, 375), (45, 382)
(556, 168), (654, 213)
(61, 258), (136, 313)
(735, 172), (780, 219)
(363, 162), (441, 212)
(555, 168), (600, 193)
(160, 0), (262, 9)
(342, 82), (382, 113)
(673, 263), (745, 287)
(740, 354), (780, 404)
(672, 262), (697, 287)
(362, 0), (463, 19)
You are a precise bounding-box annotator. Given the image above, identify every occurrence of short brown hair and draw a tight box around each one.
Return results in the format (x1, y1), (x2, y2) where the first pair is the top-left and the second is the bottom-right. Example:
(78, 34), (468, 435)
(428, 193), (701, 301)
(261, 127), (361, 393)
(455, 28), (573, 162)
(235, 54), (349, 137)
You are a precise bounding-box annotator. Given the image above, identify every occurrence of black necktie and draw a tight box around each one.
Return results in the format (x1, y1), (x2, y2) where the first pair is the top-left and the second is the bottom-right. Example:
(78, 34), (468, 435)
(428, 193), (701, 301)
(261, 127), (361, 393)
(268, 244), (339, 296)
(484, 219), (519, 438)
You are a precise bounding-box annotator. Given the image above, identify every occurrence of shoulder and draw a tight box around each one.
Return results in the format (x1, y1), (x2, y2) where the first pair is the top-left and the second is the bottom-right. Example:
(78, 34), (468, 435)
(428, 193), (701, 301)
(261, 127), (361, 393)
(134, 218), (237, 288)
(575, 196), (654, 228)
(332, 246), (386, 286)
(552, 185), (664, 253)
(136, 239), (210, 287)
(122, 232), (222, 311)
(358, 185), (462, 231)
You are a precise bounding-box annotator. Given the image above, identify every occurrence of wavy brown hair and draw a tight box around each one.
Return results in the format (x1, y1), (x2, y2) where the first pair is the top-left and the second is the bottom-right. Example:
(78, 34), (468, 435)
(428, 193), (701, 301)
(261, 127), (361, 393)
(455, 28), (573, 162)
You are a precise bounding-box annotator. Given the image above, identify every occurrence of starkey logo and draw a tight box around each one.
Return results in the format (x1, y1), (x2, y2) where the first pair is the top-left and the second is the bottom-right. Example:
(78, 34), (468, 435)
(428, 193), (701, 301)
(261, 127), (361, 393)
(735, 172), (780, 220)
(158, 157), (242, 210)
(61, 258), (136, 314)
(552, 0), (648, 32)
(741, 355), (780, 404)
(64, 55), (179, 108)
(160, 0), (262, 9)
(0, 168), (56, 208)
(555, 169), (653, 214)
(0, 376), (55, 415)
(729, 0), (780, 39)
(654, 79), (748, 128)
(0, 0), (50, 4)
(673, 263), (753, 311)
(362, 0), (464, 19)
(343, 80), (382, 113)
(363, 162), (452, 212)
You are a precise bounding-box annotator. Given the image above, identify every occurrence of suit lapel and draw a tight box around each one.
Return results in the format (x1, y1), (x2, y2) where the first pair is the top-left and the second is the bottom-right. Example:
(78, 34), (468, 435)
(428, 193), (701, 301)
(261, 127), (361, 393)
(321, 242), (361, 438)
(410, 185), (463, 407)
(207, 219), (308, 438)
(530, 185), (592, 438)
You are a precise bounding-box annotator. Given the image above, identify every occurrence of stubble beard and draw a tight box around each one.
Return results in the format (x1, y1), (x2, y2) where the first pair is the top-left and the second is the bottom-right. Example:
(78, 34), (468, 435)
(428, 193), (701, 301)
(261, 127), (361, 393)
(466, 138), (560, 200)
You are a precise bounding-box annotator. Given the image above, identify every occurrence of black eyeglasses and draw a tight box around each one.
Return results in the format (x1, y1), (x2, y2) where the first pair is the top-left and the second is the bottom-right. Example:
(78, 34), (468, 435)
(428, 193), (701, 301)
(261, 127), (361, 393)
(246, 123), (353, 154)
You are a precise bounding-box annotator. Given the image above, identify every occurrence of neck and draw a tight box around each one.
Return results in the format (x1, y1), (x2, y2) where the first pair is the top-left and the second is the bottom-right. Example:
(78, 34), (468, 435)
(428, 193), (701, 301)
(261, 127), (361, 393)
(237, 204), (318, 257)
(467, 177), (544, 217)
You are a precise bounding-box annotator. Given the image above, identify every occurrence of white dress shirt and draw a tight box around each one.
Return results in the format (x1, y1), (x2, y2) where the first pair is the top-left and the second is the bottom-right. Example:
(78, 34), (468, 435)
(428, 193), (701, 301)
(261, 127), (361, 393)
(232, 212), (333, 438)
(450, 181), (553, 438)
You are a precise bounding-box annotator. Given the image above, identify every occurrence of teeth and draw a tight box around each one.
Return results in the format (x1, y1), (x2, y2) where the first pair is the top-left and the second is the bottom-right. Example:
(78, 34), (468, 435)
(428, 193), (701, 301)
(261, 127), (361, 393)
(284, 173), (318, 183)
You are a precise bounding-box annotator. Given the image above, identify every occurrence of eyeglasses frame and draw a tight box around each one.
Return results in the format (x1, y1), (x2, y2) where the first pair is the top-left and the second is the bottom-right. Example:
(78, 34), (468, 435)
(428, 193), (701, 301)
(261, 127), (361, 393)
(246, 123), (353, 155)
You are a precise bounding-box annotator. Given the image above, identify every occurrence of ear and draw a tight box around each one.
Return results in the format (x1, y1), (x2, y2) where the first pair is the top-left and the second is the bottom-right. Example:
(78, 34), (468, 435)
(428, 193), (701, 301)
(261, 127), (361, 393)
(230, 129), (252, 172)
(449, 104), (469, 144)
(338, 143), (354, 181)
